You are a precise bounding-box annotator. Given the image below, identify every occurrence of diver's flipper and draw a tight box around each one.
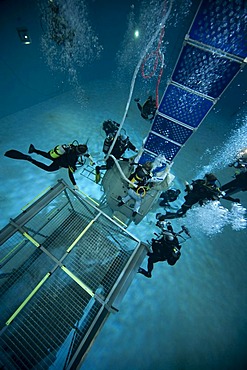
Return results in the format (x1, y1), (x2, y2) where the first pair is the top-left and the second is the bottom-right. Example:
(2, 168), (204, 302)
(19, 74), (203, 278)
(95, 166), (101, 184)
(162, 211), (179, 219)
(4, 150), (31, 161)
(95, 172), (101, 184)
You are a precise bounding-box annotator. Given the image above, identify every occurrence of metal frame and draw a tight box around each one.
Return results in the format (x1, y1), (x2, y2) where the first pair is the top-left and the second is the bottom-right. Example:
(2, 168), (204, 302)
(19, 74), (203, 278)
(0, 179), (148, 369)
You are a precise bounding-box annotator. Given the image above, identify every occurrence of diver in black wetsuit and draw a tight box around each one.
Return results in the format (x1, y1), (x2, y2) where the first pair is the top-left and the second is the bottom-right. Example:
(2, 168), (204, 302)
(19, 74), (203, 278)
(220, 149), (247, 201)
(159, 188), (181, 207)
(138, 222), (184, 278)
(103, 134), (137, 170)
(221, 171), (247, 198)
(95, 120), (138, 183)
(4, 143), (90, 189)
(134, 96), (157, 121)
(159, 173), (223, 220)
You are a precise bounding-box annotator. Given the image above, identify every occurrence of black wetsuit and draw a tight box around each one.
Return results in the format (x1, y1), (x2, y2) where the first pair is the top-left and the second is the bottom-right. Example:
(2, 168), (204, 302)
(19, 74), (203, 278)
(159, 189), (180, 206)
(161, 179), (222, 219)
(181, 180), (221, 211)
(30, 147), (79, 185)
(137, 96), (156, 120)
(221, 171), (247, 195)
(105, 136), (136, 169)
(139, 236), (181, 277)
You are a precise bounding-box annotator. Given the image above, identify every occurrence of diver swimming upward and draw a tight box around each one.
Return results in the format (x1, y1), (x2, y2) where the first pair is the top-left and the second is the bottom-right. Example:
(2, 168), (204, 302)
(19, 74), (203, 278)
(138, 221), (190, 278)
(4, 142), (92, 190)
(134, 96), (157, 121)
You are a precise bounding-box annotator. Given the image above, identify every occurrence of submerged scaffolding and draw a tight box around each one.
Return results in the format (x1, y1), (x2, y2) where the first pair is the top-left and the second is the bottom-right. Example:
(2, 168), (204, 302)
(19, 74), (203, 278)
(0, 180), (148, 369)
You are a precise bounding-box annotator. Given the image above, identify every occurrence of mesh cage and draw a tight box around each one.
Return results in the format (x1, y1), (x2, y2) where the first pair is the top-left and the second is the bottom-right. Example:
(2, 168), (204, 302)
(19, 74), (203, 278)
(0, 180), (147, 369)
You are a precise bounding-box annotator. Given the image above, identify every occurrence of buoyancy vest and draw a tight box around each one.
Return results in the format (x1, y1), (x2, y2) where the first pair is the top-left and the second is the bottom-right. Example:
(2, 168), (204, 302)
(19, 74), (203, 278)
(129, 166), (152, 195)
(49, 144), (68, 159)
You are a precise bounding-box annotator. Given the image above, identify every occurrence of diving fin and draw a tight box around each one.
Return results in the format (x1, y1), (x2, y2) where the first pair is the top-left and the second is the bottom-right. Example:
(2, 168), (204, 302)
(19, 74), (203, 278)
(95, 172), (101, 184)
(162, 211), (179, 220)
(95, 166), (101, 184)
(4, 150), (32, 161)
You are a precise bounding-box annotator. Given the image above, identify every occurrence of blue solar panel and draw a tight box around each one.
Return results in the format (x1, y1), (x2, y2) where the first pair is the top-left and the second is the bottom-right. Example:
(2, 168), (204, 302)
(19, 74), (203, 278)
(158, 85), (213, 128)
(138, 0), (246, 167)
(137, 151), (168, 173)
(144, 133), (181, 162)
(172, 44), (241, 98)
(138, 151), (157, 165)
(189, 0), (247, 58)
(152, 115), (193, 145)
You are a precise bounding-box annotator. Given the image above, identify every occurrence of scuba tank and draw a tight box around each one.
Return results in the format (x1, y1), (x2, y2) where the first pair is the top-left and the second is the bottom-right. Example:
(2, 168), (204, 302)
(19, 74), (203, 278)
(49, 144), (68, 159)
(102, 120), (120, 136)
(103, 135), (113, 154)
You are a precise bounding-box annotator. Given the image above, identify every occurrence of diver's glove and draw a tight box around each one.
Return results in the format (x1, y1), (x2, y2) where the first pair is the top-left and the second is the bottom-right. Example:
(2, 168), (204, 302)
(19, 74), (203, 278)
(184, 181), (192, 192)
(73, 184), (79, 191)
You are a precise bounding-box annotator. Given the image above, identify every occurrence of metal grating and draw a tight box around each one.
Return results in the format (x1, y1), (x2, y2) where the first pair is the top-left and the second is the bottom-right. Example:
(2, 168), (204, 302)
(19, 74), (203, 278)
(144, 132), (181, 161)
(0, 180), (147, 369)
(189, 0), (247, 58)
(152, 115), (193, 145)
(172, 43), (241, 98)
(158, 84), (213, 128)
(0, 272), (99, 370)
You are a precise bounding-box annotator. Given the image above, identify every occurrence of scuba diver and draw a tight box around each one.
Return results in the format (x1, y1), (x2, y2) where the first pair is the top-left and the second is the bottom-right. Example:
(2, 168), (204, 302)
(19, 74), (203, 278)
(103, 133), (137, 169)
(95, 120), (138, 183)
(158, 173), (223, 220)
(134, 96), (157, 121)
(117, 161), (153, 218)
(159, 188), (181, 207)
(138, 221), (190, 278)
(220, 148), (247, 202)
(221, 171), (247, 199)
(4, 141), (91, 190)
(102, 119), (120, 136)
(228, 147), (247, 170)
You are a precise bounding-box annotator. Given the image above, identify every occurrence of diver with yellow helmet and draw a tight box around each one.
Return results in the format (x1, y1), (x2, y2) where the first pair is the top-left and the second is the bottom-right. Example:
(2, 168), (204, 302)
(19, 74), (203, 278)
(4, 141), (92, 189)
(117, 161), (154, 217)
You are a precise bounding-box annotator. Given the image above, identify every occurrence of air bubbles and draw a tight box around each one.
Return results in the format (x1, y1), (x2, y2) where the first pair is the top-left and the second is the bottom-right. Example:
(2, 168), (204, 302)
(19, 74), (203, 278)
(39, 0), (102, 105)
(184, 201), (247, 236)
(198, 115), (247, 176)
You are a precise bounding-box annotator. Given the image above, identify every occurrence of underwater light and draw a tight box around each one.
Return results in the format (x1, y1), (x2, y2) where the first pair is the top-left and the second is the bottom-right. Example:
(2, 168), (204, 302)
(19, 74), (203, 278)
(17, 28), (31, 45)
(134, 30), (139, 39)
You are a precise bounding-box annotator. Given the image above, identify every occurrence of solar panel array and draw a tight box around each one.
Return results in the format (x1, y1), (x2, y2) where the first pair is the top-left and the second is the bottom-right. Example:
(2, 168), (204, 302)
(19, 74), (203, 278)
(139, 0), (247, 166)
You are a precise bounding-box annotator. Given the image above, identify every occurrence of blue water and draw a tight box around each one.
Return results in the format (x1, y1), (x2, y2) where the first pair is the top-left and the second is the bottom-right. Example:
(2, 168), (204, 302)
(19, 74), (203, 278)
(0, 0), (247, 369)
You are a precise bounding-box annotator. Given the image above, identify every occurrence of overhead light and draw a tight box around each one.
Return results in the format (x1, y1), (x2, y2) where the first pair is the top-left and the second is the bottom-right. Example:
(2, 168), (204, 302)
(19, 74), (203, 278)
(17, 28), (31, 45)
(134, 30), (140, 39)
